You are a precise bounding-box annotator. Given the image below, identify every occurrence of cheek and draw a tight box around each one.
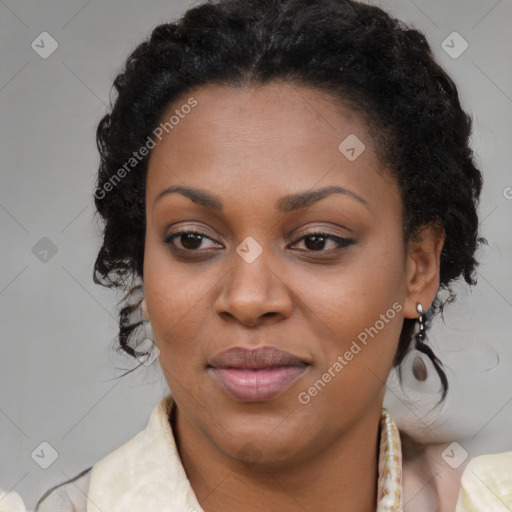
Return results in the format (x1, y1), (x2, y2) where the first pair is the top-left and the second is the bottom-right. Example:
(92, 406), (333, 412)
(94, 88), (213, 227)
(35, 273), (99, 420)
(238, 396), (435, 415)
(298, 243), (406, 331)
(142, 242), (206, 341)
(297, 283), (404, 418)
(294, 242), (406, 382)
(142, 237), (232, 377)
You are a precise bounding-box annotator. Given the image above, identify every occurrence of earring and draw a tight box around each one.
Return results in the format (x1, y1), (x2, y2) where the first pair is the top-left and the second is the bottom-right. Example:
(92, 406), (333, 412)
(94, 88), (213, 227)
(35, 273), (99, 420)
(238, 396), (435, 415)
(415, 303), (426, 348)
(140, 298), (150, 322)
(412, 303), (427, 381)
(412, 303), (449, 399)
(139, 299), (153, 341)
(134, 300), (159, 365)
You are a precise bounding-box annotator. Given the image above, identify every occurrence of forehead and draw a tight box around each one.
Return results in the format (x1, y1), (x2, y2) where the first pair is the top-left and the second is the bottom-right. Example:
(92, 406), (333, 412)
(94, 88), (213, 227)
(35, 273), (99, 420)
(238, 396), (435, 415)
(145, 81), (396, 213)
(149, 80), (374, 158)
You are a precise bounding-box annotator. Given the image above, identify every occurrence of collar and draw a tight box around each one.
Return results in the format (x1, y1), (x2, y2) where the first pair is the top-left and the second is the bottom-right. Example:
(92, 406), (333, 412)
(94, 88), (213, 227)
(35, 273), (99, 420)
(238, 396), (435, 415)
(377, 408), (403, 511)
(87, 395), (402, 512)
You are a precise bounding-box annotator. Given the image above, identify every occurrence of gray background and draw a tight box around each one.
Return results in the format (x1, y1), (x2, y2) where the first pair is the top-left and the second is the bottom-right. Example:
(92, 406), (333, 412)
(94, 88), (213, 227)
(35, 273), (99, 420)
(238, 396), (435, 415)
(1, 0), (511, 509)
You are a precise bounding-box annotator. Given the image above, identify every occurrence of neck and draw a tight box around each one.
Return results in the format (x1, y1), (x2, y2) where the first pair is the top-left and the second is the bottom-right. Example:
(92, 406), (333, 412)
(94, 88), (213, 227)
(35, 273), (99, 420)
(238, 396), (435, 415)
(172, 402), (383, 512)
(401, 434), (470, 512)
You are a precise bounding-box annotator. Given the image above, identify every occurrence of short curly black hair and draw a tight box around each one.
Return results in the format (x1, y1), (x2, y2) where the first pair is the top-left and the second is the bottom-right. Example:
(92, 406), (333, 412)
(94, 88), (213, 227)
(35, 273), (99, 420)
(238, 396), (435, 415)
(92, 0), (485, 401)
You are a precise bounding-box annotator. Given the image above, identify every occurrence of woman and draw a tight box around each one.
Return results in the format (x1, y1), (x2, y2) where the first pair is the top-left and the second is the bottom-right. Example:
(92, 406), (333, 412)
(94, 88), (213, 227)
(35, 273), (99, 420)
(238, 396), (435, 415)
(21, 0), (510, 510)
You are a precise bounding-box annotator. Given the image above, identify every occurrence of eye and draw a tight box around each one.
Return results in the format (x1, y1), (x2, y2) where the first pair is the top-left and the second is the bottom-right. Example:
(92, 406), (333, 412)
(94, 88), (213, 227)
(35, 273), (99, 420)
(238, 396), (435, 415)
(164, 230), (222, 251)
(290, 231), (354, 252)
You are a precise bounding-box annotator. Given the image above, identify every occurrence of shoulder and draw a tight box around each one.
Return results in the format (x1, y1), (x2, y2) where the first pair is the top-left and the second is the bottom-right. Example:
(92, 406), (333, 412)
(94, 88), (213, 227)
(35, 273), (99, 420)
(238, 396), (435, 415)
(34, 396), (174, 512)
(456, 451), (512, 511)
(34, 467), (92, 512)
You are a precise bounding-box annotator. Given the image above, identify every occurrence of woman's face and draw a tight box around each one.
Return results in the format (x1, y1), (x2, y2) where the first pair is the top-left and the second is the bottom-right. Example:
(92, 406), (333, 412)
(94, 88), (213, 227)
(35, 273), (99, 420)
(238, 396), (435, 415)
(143, 81), (441, 465)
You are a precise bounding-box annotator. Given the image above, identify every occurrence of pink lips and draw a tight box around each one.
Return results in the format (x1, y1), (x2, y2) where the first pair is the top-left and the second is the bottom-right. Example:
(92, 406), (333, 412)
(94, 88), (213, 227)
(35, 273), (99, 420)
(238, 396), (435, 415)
(207, 346), (309, 402)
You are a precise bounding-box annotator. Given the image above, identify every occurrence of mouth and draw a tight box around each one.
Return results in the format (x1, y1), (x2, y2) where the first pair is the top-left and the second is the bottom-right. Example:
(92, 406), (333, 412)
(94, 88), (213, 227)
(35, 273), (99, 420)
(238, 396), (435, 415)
(207, 346), (310, 402)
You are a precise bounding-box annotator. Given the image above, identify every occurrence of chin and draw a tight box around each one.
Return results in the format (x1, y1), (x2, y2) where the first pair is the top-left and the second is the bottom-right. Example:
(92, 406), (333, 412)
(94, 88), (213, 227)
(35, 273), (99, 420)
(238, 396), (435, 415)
(210, 409), (315, 468)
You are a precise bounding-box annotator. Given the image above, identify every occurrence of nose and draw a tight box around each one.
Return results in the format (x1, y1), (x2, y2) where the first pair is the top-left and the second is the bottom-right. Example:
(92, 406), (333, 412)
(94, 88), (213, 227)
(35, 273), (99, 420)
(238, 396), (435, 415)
(214, 245), (293, 327)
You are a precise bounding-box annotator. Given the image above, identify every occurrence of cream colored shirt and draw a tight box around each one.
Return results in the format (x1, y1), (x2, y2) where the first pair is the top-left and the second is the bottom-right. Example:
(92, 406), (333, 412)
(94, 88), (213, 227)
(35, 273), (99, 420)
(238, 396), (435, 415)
(6, 394), (509, 512)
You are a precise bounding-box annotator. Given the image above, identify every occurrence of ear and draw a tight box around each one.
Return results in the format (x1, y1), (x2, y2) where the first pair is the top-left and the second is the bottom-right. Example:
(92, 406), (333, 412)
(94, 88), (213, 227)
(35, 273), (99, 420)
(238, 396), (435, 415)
(141, 297), (150, 321)
(403, 223), (445, 319)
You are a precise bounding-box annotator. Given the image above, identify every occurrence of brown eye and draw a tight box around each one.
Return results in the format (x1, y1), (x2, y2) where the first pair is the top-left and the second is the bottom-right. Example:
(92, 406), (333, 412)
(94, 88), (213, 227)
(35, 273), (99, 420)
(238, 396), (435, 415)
(164, 230), (221, 251)
(181, 233), (204, 249)
(292, 232), (354, 252)
(304, 235), (329, 251)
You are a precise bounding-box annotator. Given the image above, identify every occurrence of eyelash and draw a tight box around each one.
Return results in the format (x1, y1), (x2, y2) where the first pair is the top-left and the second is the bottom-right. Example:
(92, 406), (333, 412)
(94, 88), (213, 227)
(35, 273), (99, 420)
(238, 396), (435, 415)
(164, 230), (221, 251)
(290, 230), (354, 253)
(164, 229), (354, 255)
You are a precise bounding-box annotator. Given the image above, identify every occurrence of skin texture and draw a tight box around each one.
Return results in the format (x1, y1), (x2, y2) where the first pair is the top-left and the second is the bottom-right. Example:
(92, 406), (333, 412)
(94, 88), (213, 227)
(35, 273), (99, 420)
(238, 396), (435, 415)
(141, 81), (444, 511)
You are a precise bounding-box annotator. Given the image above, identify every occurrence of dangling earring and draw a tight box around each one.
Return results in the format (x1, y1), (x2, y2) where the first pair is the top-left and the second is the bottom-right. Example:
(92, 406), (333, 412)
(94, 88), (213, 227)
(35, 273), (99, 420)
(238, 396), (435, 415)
(135, 298), (160, 365)
(412, 303), (448, 400)
(412, 303), (427, 381)
(415, 303), (426, 349)
(140, 298), (150, 322)
(139, 298), (153, 343)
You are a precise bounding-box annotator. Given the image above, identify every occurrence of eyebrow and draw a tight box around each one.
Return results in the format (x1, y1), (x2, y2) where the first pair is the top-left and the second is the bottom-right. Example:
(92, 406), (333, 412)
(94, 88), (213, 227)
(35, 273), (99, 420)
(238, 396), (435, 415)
(152, 184), (368, 212)
(277, 185), (368, 211)
(153, 185), (223, 212)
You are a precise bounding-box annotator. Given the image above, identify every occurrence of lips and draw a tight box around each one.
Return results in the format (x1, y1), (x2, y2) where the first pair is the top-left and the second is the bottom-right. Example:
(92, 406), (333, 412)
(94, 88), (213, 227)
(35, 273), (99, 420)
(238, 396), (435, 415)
(207, 347), (310, 402)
